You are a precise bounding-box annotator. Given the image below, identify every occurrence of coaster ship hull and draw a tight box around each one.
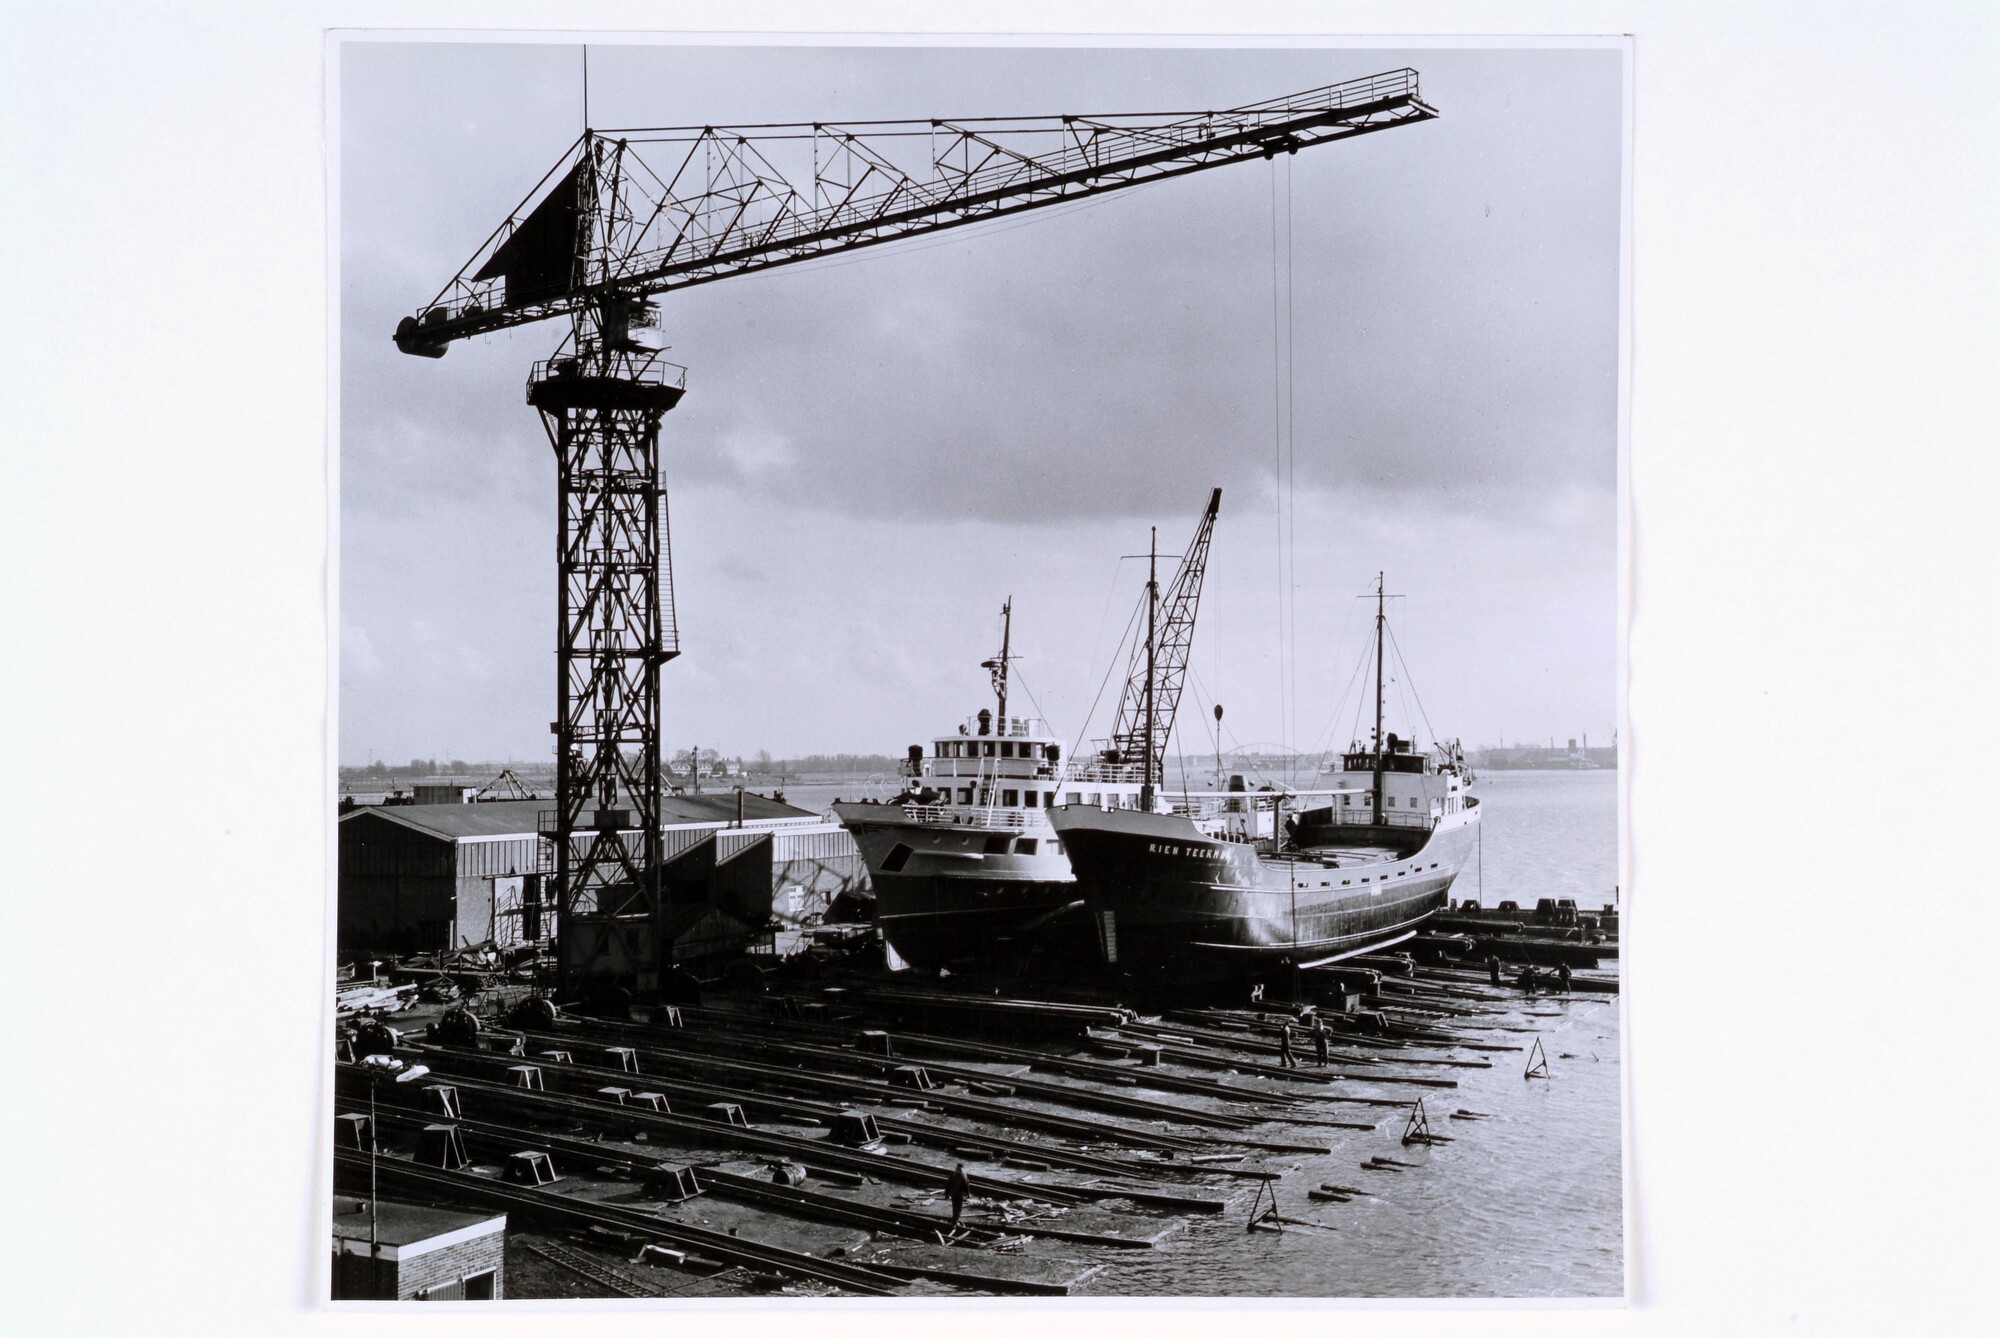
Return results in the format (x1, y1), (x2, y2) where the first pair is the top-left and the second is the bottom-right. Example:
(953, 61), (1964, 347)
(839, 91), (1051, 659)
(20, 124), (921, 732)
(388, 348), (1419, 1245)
(1049, 800), (1479, 984)
(832, 806), (1088, 971)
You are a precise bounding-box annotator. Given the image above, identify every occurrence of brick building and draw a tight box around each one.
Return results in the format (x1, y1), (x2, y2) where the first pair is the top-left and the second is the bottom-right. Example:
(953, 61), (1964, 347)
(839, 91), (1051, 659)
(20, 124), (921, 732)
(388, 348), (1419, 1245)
(330, 1196), (505, 1300)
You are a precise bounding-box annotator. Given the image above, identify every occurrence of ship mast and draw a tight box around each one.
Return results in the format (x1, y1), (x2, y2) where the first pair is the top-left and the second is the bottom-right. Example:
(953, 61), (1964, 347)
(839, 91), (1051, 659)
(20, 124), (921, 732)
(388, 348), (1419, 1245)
(1142, 529), (1158, 813)
(1373, 571), (1386, 820)
(980, 597), (1014, 734)
(999, 598), (1010, 731)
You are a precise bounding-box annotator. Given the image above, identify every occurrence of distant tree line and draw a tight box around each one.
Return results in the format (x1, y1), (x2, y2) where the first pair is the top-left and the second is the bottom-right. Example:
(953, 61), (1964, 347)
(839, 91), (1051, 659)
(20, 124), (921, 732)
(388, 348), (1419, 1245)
(338, 750), (907, 784)
(755, 753), (903, 775)
(338, 758), (516, 783)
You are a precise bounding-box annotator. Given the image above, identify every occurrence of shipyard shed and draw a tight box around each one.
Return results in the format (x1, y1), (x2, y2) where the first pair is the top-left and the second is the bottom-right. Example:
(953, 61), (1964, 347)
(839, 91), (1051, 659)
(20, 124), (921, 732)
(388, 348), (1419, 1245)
(337, 794), (866, 957)
(338, 800), (550, 954)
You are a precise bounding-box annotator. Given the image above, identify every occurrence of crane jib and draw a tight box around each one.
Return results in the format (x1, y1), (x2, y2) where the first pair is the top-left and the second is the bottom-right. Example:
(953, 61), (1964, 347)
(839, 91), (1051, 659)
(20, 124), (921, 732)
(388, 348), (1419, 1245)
(394, 79), (1435, 356)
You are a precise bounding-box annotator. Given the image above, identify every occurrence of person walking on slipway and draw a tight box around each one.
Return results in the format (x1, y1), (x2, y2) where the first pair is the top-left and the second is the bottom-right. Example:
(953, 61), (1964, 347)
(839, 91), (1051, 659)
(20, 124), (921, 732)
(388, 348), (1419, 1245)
(1277, 1022), (1299, 1069)
(945, 1163), (971, 1227)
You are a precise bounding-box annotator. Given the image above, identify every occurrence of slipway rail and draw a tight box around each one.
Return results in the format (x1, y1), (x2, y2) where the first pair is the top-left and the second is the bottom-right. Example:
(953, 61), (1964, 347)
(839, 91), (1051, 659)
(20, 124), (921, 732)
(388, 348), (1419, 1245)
(334, 1148), (905, 1295)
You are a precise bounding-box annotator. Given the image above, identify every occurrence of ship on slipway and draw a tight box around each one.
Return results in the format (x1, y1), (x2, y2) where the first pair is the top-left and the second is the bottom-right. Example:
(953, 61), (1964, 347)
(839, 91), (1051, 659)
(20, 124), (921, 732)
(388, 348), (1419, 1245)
(1051, 576), (1481, 984)
(833, 491), (1222, 971)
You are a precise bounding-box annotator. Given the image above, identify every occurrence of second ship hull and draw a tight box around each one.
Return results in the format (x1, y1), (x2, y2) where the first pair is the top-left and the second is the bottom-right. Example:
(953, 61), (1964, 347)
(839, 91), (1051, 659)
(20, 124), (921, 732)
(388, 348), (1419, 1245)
(1049, 802), (1480, 983)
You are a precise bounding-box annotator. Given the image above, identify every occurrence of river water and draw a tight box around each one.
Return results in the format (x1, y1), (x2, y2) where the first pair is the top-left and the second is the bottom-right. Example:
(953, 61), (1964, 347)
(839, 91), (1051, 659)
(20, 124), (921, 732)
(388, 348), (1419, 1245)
(784, 769), (1626, 1298)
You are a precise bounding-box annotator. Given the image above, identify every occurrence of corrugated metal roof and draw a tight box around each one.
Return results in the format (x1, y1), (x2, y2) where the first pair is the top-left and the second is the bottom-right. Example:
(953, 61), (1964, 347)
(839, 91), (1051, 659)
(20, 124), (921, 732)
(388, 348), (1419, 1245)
(663, 791), (803, 825)
(343, 800), (550, 840)
(341, 792), (811, 842)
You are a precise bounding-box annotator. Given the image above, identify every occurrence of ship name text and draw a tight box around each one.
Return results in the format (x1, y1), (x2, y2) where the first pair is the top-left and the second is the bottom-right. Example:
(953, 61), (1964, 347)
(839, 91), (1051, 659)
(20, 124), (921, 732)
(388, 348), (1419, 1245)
(1147, 842), (1229, 862)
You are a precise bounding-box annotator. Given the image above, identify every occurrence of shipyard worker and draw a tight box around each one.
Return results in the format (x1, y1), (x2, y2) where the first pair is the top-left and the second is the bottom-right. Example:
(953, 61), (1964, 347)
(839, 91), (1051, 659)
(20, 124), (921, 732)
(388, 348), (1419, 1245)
(1309, 1013), (1330, 1066)
(945, 1163), (971, 1226)
(1519, 965), (1538, 994)
(1557, 962), (1573, 993)
(1277, 1022), (1299, 1069)
(1487, 955), (1502, 986)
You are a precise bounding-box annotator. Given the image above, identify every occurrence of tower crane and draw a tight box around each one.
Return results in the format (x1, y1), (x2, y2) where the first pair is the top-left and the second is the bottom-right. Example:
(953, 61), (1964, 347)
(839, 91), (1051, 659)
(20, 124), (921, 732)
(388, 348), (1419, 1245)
(393, 67), (1436, 997)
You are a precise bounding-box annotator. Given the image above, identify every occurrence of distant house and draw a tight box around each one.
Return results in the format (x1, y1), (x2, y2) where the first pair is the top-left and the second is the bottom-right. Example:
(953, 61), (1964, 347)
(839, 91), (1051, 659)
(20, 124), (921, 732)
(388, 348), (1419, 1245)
(410, 783), (478, 805)
(667, 756), (746, 788)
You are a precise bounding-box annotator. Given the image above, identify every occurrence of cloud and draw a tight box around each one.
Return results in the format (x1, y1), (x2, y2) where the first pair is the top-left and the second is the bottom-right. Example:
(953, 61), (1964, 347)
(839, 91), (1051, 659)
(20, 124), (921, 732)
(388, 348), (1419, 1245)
(342, 45), (1619, 524)
(340, 619), (384, 678)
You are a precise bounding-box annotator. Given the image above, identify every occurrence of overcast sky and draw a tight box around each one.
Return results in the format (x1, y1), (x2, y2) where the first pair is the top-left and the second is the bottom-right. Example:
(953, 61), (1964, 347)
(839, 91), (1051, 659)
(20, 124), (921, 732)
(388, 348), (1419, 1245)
(338, 40), (1623, 767)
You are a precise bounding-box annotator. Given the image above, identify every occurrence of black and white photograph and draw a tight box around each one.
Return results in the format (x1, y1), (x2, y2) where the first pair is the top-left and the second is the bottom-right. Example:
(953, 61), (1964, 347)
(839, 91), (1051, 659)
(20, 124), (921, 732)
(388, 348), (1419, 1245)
(331, 37), (1624, 1302)
(4, 5), (1990, 1334)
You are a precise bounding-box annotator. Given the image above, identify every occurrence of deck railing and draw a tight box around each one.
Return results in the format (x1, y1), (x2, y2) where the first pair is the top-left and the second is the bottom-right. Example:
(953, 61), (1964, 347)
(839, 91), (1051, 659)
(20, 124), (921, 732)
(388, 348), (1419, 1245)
(1167, 796), (1233, 820)
(527, 348), (688, 395)
(1064, 761), (1149, 784)
(955, 715), (1049, 740)
(900, 804), (1040, 830)
(1303, 805), (1437, 830)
